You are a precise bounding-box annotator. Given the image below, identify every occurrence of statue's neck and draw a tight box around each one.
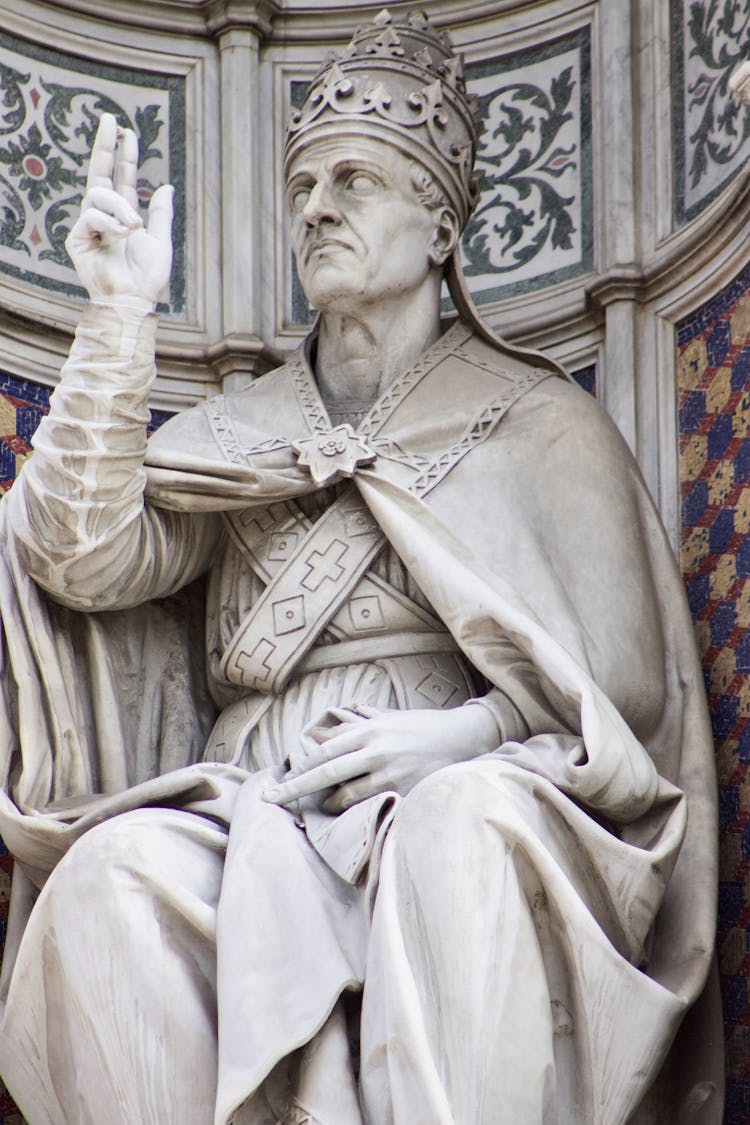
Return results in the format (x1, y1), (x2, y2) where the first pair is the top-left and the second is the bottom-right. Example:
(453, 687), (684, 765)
(314, 285), (442, 408)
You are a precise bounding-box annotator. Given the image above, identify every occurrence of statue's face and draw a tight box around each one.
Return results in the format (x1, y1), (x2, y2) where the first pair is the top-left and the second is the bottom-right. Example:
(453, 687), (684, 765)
(286, 135), (443, 313)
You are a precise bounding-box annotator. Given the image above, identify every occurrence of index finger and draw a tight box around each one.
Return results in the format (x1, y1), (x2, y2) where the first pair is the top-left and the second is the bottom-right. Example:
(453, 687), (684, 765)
(113, 127), (139, 210)
(86, 113), (118, 194)
(264, 752), (369, 805)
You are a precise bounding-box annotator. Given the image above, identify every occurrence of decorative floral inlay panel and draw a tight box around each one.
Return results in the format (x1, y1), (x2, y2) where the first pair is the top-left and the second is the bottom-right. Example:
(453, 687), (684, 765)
(672, 0), (750, 225)
(463, 28), (593, 304)
(0, 32), (185, 313)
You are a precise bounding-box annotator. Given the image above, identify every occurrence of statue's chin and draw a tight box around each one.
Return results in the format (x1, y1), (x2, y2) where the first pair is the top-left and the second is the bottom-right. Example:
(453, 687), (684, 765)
(296, 254), (368, 313)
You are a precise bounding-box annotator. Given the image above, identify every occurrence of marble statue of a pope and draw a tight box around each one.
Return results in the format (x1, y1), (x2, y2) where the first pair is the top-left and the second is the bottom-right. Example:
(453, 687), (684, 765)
(0, 10), (721, 1125)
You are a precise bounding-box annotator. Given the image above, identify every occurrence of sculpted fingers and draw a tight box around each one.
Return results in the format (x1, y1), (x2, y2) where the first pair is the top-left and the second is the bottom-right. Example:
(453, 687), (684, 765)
(264, 750), (375, 805)
(306, 705), (381, 744)
(82, 187), (141, 229)
(113, 127), (139, 210)
(302, 724), (368, 765)
(146, 184), (174, 244)
(86, 113), (118, 193)
(323, 774), (380, 813)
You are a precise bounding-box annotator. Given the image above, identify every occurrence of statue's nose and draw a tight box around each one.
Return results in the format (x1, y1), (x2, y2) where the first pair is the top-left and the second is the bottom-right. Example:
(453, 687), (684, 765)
(302, 181), (338, 226)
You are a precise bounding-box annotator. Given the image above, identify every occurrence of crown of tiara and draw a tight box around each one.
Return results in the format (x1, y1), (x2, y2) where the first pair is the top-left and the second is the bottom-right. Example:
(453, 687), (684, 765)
(284, 8), (482, 227)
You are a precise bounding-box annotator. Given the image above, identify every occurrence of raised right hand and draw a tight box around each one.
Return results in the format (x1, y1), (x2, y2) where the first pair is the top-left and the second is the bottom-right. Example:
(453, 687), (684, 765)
(65, 113), (174, 312)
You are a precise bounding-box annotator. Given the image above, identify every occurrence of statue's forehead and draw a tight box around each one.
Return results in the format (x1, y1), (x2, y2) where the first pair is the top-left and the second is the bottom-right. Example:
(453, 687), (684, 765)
(285, 133), (411, 182)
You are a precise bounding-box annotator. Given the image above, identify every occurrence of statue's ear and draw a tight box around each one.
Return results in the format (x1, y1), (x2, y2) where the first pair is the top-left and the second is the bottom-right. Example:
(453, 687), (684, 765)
(429, 207), (460, 269)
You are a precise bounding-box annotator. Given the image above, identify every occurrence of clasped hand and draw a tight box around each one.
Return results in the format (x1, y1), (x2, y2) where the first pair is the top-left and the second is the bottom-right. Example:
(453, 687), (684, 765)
(264, 703), (500, 814)
(66, 113), (173, 312)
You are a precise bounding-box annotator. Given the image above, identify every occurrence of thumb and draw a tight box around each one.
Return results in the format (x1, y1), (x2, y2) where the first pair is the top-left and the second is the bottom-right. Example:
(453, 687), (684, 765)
(146, 184), (174, 243)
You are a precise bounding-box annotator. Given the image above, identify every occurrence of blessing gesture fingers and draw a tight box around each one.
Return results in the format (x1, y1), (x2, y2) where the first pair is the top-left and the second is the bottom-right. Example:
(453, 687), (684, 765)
(66, 113), (174, 311)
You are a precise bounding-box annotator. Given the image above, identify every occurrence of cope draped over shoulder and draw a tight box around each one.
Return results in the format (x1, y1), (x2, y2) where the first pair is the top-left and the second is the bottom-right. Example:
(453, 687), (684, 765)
(0, 309), (720, 1124)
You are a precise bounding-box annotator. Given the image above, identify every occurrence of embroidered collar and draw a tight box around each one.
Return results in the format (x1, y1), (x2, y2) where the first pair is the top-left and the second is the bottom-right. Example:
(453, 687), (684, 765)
(293, 319), (472, 439)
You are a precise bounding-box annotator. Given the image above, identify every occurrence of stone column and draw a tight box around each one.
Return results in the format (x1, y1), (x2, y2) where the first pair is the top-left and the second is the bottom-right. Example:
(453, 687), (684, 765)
(595, 0), (639, 456)
(206, 1), (282, 390)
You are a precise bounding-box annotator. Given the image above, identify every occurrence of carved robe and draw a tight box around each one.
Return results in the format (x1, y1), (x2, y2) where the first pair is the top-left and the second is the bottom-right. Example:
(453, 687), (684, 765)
(0, 306), (720, 1123)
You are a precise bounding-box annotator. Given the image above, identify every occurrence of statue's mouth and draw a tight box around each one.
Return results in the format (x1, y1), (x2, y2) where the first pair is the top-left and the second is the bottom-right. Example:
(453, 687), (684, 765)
(304, 238), (352, 264)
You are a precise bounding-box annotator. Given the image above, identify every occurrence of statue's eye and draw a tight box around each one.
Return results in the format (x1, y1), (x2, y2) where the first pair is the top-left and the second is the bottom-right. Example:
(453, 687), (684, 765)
(289, 187), (311, 213)
(345, 171), (379, 193)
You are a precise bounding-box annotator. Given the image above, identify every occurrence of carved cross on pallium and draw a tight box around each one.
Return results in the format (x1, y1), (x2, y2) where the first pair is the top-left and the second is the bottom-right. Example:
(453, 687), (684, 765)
(235, 638), (276, 684)
(301, 539), (349, 590)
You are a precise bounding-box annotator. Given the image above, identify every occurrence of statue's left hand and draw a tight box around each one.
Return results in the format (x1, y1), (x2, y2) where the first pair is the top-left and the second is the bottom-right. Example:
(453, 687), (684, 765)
(263, 703), (500, 812)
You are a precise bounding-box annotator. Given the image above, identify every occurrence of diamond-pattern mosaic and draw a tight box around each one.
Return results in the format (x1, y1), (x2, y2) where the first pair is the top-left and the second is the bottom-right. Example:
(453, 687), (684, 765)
(678, 263), (750, 1124)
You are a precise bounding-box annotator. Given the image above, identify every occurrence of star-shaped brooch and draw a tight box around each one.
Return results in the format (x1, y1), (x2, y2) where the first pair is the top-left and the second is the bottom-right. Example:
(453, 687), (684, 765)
(292, 424), (377, 486)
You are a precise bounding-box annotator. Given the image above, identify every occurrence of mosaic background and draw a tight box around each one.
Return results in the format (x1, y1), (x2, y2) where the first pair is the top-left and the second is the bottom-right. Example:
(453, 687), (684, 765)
(678, 263), (750, 1124)
(672, 0), (750, 225)
(0, 30), (186, 315)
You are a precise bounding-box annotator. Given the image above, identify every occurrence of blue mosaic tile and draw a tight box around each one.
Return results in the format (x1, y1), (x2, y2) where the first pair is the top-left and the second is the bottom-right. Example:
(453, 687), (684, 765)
(713, 696), (739, 742)
(686, 572), (711, 616)
(682, 480), (709, 526)
(570, 364), (596, 396)
(707, 321), (732, 368)
(737, 536), (750, 579)
(707, 413), (735, 461)
(736, 439), (750, 485)
(680, 389), (708, 433)
(14, 406), (45, 445)
(720, 783), (741, 831)
(711, 602), (736, 648)
(731, 346), (750, 391)
(719, 882), (746, 931)
(709, 508), (735, 554)
(0, 445), (17, 483)
(0, 374), (50, 410)
(725, 1080), (750, 1121)
(737, 725), (750, 763)
(148, 409), (172, 433)
(736, 631), (750, 674)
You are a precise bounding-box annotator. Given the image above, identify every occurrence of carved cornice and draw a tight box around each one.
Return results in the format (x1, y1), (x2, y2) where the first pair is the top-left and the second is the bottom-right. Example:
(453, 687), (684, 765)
(588, 164), (750, 314)
(204, 0), (281, 38)
(28, 0), (282, 38)
(22, 0), (581, 40)
(204, 332), (284, 380)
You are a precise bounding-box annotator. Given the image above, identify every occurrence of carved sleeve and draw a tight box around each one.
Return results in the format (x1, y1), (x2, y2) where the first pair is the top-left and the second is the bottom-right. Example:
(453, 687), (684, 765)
(5, 303), (221, 611)
(467, 688), (530, 746)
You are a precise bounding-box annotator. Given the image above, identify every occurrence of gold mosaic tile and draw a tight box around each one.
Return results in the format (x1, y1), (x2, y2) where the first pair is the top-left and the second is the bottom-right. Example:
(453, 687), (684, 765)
(731, 294), (750, 345)
(677, 337), (708, 390)
(680, 434), (708, 480)
(705, 365), (734, 414)
(709, 554), (738, 600)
